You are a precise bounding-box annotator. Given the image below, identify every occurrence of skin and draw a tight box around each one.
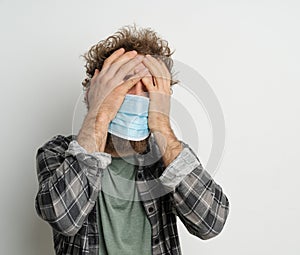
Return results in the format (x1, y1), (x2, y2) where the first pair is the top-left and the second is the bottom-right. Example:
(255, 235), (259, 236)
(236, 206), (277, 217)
(77, 48), (182, 167)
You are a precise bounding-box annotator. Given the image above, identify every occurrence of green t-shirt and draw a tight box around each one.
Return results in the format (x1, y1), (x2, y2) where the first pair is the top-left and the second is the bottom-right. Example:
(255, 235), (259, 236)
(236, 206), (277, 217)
(97, 155), (152, 255)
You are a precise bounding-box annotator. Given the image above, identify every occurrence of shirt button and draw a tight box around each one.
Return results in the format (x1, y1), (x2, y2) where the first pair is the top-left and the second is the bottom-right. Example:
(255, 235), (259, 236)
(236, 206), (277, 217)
(137, 173), (143, 179)
(148, 207), (154, 213)
(154, 238), (159, 245)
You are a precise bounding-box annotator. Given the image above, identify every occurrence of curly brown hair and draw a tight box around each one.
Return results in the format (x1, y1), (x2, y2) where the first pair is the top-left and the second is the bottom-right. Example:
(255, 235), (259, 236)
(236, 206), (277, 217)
(80, 24), (178, 90)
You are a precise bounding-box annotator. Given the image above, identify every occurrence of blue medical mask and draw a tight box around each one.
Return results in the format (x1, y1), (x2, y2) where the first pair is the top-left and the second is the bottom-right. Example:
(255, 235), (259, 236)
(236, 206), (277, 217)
(108, 94), (150, 141)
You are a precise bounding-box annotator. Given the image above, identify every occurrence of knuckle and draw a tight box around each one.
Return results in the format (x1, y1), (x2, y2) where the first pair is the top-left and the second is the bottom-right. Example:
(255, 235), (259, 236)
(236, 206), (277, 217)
(127, 78), (135, 85)
(103, 57), (112, 65)
(129, 77), (139, 86)
(89, 76), (97, 85)
(123, 78), (134, 88)
(119, 64), (129, 74)
(134, 56), (143, 63)
(113, 86), (125, 96)
(106, 79), (114, 87)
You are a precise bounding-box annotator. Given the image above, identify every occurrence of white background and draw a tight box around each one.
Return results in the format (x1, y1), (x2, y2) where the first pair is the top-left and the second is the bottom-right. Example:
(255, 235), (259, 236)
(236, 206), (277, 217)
(0, 0), (299, 254)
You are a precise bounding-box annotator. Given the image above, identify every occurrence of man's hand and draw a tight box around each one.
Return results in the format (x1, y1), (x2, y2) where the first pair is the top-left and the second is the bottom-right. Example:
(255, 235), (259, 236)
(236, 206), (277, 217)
(141, 55), (183, 166)
(140, 55), (172, 132)
(87, 48), (147, 123)
(77, 48), (148, 153)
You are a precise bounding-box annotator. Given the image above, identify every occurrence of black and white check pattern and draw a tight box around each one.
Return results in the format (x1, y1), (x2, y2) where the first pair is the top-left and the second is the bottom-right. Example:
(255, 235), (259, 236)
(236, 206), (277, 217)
(35, 134), (229, 255)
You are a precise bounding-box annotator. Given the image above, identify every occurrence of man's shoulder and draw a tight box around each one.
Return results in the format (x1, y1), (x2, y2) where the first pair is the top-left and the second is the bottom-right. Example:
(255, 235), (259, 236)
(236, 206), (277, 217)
(37, 133), (76, 154)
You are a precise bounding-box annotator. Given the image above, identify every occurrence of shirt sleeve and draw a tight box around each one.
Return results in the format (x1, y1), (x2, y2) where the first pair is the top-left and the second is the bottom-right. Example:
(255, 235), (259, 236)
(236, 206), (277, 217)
(35, 135), (111, 236)
(159, 141), (230, 240)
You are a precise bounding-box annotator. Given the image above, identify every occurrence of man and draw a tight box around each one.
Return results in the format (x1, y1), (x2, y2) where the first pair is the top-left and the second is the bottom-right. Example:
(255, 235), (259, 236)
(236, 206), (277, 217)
(35, 25), (229, 255)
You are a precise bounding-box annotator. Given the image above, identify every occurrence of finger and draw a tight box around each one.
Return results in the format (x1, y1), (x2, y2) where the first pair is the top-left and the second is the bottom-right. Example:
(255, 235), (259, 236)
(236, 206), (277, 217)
(142, 55), (165, 87)
(93, 68), (100, 78)
(85, 69), (100, 105)
(143, 55), (161, 76)
(118, 67), (148, 94)
(101, 48), (125, 71)
(134, 63), (147, 74)
(144, 55), (171, 92)
(157, 58), (171, 79)
(145, 55), (171, 82)
(104, 50), (138, 78)
(123, 63), (146, 81)
(84, 86), (90, 106)
(112, 54), (145, 83)
(141, 70), (155, 92)
(89, 68), (100, 88)
(156, 58), (172, 91)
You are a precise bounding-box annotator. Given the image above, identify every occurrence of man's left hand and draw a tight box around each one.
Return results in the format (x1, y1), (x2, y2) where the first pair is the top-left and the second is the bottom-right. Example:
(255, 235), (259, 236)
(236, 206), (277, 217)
(142, 55), (182, 166)
(141, 54), (172, 133)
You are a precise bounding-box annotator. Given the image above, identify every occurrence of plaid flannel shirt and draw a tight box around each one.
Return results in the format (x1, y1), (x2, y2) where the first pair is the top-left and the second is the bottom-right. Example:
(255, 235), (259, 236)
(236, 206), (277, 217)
(35, 134), (229, 255)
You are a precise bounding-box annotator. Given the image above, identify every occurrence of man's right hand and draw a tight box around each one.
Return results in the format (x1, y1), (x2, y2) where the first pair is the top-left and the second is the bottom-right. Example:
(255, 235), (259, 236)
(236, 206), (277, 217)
(77, 48), (148, 153)
(86, 48), (147, 124)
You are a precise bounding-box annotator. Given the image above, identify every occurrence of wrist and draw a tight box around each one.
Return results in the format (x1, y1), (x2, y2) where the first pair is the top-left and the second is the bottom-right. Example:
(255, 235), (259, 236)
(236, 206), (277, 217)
(86, 108), (98, 120)
(152, 124), (173, 137)
(153, 129), (182, 167)
(95, 114), (110, 130)
(86, 108), (110, 127)
(149, 117), (171, 133)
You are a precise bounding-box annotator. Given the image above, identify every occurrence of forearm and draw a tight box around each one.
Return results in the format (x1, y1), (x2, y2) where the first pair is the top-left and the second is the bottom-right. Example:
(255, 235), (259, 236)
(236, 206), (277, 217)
(35, 158), (101, 236)
(173, 166), (229, 240)
(77, 110), (110, 153)
(157, 140), (229, 239)
(35, 137), (112, 236)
